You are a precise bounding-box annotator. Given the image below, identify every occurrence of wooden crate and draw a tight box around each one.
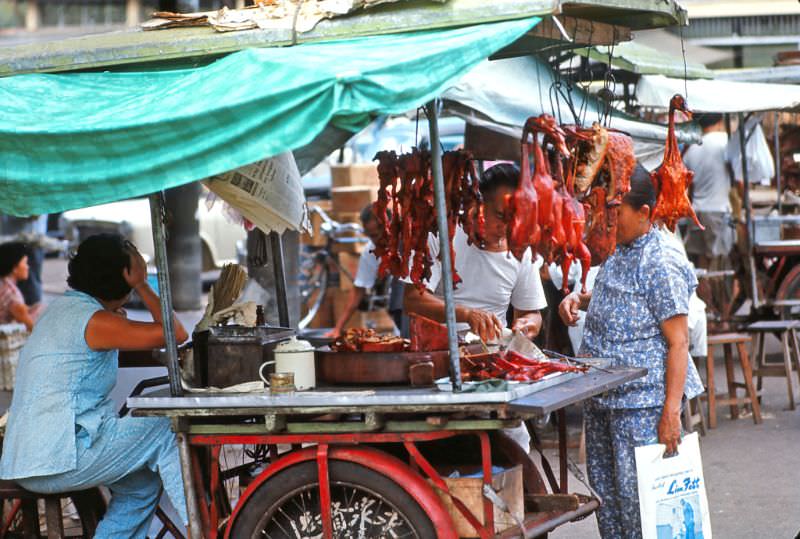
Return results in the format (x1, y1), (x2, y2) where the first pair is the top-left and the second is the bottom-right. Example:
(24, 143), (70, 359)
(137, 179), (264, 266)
(330, 163), (380, 189)
(301, 200), (332, 247)
(432, 465), (523, 538)
(331, 186), (377, 215)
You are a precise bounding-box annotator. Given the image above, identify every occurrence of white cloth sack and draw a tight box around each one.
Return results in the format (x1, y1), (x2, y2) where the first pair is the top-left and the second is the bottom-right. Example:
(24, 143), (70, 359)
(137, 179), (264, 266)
(726, 117), (774, 186)
(635, 432), (712, 539)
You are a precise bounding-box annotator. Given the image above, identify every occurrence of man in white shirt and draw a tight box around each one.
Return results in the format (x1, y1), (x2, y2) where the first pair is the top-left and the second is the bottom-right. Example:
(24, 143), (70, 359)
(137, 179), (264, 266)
(403, 163), (547, 343)
(682, 113), (736, 318)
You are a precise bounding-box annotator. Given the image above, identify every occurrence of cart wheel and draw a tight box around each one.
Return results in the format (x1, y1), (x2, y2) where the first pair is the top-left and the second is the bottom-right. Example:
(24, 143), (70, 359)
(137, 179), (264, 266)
(229, 460), (437, 539)
(776, 264), (800, 320)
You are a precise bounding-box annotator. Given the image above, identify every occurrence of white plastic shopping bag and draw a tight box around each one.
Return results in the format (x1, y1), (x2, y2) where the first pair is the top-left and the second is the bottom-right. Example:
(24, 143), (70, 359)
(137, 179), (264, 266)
(635, 432), (711, 539)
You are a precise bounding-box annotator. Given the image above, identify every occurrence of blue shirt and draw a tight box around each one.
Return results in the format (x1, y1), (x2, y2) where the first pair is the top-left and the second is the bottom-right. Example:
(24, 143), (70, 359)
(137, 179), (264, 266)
(580, 229), (704, 409)
(0, 290), (117, 479)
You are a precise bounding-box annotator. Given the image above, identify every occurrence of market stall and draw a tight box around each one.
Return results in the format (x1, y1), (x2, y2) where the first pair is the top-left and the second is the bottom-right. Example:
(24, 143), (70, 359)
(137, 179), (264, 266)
(635, 74), (800, 316)
(0, 1), (691, 537)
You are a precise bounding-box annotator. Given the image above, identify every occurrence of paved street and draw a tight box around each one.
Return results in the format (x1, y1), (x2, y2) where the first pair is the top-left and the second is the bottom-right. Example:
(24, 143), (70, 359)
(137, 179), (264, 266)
(550, 359), (800, 539)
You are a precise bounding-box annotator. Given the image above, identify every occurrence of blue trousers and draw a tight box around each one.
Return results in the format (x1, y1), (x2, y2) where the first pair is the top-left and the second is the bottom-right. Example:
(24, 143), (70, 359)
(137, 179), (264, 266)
(19, 416), (187, 539)
(584, 403), (662, 539)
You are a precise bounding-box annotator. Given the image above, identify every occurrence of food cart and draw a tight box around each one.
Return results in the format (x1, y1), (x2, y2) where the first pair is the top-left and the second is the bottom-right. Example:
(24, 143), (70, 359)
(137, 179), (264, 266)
(0, 1), (689, 537)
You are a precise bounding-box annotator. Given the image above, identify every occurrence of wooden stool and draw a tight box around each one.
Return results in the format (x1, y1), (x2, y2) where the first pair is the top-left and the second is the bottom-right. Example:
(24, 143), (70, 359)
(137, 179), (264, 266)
(0, 480), (103, 538)
(748, 320), (800, 410)
(682, 356), (707, 436)
(704, 333), (762, 428)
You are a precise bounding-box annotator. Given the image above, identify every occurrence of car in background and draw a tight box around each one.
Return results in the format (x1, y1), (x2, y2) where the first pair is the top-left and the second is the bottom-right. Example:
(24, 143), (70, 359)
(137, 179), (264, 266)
(59, 195), (247, 271)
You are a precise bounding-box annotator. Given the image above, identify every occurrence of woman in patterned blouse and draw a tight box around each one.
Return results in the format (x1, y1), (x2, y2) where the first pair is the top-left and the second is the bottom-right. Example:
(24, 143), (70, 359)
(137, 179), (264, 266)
(0, 242), (41, 331)
(558, 165), (704, 539)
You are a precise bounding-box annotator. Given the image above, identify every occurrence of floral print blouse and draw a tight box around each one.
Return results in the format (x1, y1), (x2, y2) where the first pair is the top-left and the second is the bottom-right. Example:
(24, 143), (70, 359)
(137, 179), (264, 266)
(580, 228), (705, 409)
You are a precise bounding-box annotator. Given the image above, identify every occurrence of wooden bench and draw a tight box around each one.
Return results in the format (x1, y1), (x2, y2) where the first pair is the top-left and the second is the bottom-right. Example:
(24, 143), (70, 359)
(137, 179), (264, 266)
(703, 333), (762, 428)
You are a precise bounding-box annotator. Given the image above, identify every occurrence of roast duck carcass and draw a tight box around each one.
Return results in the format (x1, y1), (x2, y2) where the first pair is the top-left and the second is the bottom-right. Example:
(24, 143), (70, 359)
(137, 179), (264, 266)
(461, 349), (586, 382)
(332, 328), (405, 353)
(371, 148), (485, 292)
(650, 94), (704, 232)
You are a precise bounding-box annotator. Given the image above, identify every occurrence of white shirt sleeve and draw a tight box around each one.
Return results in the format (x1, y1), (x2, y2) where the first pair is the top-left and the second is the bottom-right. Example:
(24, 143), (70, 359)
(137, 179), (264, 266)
(510, 251), (547, 311)
(353, 241), (380, 289)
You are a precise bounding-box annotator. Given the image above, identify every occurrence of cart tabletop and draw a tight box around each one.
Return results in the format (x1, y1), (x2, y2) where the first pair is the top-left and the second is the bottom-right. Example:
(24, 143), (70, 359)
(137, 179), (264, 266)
(127, 367), (646, 418)
(754, 239), (800, 256)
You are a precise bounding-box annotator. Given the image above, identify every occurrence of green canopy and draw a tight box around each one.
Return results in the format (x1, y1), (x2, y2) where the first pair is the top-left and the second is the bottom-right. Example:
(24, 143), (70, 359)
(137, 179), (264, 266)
(0, 16), (540, 216)
(574, 41), (714, 79)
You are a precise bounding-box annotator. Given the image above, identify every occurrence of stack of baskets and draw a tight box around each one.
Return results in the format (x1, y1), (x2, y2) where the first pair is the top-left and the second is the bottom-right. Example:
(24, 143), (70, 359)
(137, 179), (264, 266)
(0, 323), (27, 391)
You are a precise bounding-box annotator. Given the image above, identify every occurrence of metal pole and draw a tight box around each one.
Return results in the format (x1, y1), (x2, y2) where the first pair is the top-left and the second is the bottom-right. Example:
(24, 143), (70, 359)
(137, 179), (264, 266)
(774, 111), (782, 214)
(737, 113), (760, 309)
(426, 100), (462, 391)
(150, 194), (204, 538)
(177, 430), (205, 539)
(148, 192), (183, 397)
(269, 231), (291, 328)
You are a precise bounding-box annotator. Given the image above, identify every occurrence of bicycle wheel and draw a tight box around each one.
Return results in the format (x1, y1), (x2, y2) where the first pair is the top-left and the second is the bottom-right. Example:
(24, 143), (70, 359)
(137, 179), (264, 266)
(229, 460), (436, 539)
(298, 247), (329, 330)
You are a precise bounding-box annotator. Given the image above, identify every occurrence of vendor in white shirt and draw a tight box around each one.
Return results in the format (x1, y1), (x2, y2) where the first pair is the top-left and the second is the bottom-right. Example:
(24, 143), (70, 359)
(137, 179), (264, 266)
(403, 163), (547, 343)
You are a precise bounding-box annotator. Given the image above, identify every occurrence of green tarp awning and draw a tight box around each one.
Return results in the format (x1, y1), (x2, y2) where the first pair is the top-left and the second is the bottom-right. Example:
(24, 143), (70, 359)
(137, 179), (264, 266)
(0, 16), (540, 216)
(575, 41), (714, 79)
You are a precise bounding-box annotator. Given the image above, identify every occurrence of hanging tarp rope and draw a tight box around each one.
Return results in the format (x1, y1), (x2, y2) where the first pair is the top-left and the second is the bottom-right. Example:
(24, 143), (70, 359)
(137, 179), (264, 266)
(0, 16), (540, 216)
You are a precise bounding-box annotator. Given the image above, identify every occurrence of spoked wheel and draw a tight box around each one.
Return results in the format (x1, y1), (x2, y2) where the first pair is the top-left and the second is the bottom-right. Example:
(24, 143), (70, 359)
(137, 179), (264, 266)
(776, 264), (800, 320)
(229, 461), (436, 539)
(298, 248), (329, 330)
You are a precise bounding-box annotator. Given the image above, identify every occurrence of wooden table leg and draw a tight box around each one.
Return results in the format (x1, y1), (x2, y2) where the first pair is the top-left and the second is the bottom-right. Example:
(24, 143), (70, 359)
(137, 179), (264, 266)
(755, 333), (765, 398)
(44, 497), (64, 539)
(738, 341), (762, 425)
(706, 346), (717, 429)
(782, 332), (796, 410)
(724, 343), (740, 419)
(791, 329), (800, 389)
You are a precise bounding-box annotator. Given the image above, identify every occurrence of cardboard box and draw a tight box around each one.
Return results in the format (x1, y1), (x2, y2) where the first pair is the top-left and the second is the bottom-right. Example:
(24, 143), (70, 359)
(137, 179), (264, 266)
(304, 286), (334, 329)
(431, 464), (523, 538)
(331, 186), (378, 215)
(331, 163), (380, 189)
(301, 200), (332, 247)
(337, 252), (361, 291)
(331, 288), (360, 330)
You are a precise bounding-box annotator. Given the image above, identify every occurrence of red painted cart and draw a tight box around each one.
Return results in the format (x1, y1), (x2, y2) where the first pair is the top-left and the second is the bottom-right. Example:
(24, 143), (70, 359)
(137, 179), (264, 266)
(129, 367), (645, 538)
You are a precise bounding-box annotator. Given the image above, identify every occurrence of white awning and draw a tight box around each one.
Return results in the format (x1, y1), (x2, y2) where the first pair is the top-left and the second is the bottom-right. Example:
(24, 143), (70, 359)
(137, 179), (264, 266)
(636, 75), (800, 113)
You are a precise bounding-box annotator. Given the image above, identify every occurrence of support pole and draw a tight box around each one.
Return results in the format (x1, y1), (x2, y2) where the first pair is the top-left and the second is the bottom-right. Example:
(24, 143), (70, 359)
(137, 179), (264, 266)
(737, 113), (760, 309)
(150, 195), (204, 538)
(774, 111), (782, 214)
(177, 430), (205, 539)
(148, 192), (183, 397)
(25, 0), (40, 31)
(426, 100), (462, 391)
(269, 231), (291, 328)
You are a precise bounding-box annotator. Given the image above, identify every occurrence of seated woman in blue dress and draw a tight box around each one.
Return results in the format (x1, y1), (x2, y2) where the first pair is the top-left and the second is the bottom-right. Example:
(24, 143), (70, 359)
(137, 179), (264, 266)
(0, 233), (190, 538)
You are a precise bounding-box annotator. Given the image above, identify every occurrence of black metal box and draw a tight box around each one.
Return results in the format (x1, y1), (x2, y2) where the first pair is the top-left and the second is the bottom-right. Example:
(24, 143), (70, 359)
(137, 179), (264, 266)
(190, 326), (295, 388)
